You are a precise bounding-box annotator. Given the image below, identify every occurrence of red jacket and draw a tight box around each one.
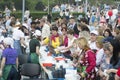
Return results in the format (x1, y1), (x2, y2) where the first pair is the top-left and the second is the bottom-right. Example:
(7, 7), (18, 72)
(117, 68), (120, 77)
(85, 50), (96, 73)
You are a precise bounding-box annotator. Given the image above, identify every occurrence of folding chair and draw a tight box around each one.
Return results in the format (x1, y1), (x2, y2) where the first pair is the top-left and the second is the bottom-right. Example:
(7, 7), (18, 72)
(18, 54), (29, 80)
(20, 63), (42, 80)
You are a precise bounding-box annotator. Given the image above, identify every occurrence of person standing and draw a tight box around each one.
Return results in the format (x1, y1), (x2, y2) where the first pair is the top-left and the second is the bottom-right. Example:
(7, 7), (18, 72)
(40, 19), (50, 40)
(24, 8), (30, 19)
(29, 30), (41, 64)
(0, 37), (19, 80)
(12, 22), (27, 55)
(4, 6), (11, 17)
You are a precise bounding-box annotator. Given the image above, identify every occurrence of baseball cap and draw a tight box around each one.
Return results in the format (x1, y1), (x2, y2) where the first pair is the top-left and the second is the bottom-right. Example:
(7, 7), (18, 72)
(90, 30), (98, 36)
(33, 30), (41, 36)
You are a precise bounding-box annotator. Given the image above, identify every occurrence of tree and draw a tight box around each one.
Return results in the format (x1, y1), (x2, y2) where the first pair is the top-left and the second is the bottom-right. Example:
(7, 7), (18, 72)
(35, 1), (45, 11)
(88, 0), (115, 5)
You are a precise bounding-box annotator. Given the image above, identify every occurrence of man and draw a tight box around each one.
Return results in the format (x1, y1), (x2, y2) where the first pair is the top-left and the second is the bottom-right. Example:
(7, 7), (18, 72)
(68, 17), (79, 37)
(40, 19), (50, 40)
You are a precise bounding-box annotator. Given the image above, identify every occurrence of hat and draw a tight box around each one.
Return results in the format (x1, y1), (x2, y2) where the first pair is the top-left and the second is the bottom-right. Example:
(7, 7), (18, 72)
(0, 36), (4, 42)
(3, 37), (14, 48)
(33, 30), (41, 36)
(90, 30), (98, 36)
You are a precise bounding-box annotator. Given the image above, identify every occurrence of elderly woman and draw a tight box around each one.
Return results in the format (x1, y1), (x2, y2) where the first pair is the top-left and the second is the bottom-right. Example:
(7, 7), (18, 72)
(29, 30), (41, 64)
(0, 37), (19, 80)
(98, 42), (113, 80)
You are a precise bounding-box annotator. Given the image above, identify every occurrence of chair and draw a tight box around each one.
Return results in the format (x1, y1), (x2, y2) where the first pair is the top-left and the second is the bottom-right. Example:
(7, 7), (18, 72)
(18, 54), (29, 80)
(21, 63), (42, 80)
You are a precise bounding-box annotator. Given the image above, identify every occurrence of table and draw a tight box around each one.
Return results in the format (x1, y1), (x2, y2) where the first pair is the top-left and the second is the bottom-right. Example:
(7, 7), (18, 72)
(39, 46), (78, 80)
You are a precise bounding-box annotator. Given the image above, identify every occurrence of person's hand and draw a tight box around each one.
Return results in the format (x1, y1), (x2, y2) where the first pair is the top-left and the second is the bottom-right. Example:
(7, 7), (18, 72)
(80, 72), (85, 78)
(0, 44), (4, 49)
(106, 69), (111, 74)
(80, 71), (87, 78)
(2, 30), (7, 33)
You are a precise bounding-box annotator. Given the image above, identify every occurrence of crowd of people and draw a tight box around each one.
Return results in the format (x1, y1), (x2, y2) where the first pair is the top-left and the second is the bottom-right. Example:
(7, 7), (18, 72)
(0, 3), (120, 80)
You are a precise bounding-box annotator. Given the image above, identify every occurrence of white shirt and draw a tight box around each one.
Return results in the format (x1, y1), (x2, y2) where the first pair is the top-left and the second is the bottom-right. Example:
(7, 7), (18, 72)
(41, 23), (50, 39)
(24, 10), (30, 19)
(96, 48), (105, 66)
(89, 41), (99, 50)
(5, 19), (11, 28)
(68, 37), (76, 53)
(12, 28), (24, 40)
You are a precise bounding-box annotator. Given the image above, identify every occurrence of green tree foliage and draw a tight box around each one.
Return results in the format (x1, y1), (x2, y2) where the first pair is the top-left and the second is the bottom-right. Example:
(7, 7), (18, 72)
(35, 1), (45, 11)
(0, 0), (116, 11)
(88, 0), (115, 6)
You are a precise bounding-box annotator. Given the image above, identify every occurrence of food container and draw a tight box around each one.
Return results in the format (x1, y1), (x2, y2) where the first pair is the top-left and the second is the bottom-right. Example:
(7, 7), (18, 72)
(42, 63), (53, 67)
(55, 57), (65, 61)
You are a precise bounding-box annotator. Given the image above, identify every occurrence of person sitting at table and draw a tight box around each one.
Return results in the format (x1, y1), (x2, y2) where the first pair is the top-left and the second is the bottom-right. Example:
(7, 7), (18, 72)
(97, 42), (114, 80)
(76, 37), (96, 80)
(42, 25), (63, 54)
(0, 37), (19, 80)
(70, 39), (81, 64)
(61, 27), (68, 47)
(61, 29), (76, 60)
(49, 26), (63, 49)
(29, 30), (41, 64)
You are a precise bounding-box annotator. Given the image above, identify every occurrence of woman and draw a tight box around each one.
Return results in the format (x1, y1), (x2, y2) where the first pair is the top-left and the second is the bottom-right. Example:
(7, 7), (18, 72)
(0, 37), (19, 80)
(42, 26), (63, 55)
(105, 38), (120, 80)
(62, 29), (76, 60)
(43, 26), (63, 48)
(77, 23), (90, 41)
(49, 26), (63, 49)
(61, 27), (68, 47)
(29, 30), (41, 64)
(95, 36), (105, 66)
(76, 37), (96, 80)
(98, 42), (113, 80)
(103, 29), (114, 42)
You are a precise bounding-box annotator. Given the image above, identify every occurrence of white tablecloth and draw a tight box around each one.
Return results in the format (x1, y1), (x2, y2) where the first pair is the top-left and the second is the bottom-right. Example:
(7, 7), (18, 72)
(39, 46), (79, 80)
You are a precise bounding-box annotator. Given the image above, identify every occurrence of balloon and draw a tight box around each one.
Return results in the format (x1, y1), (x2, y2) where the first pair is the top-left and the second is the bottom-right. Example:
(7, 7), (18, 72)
(112, 9), (118, 15)
(108, 10), (113, 17)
